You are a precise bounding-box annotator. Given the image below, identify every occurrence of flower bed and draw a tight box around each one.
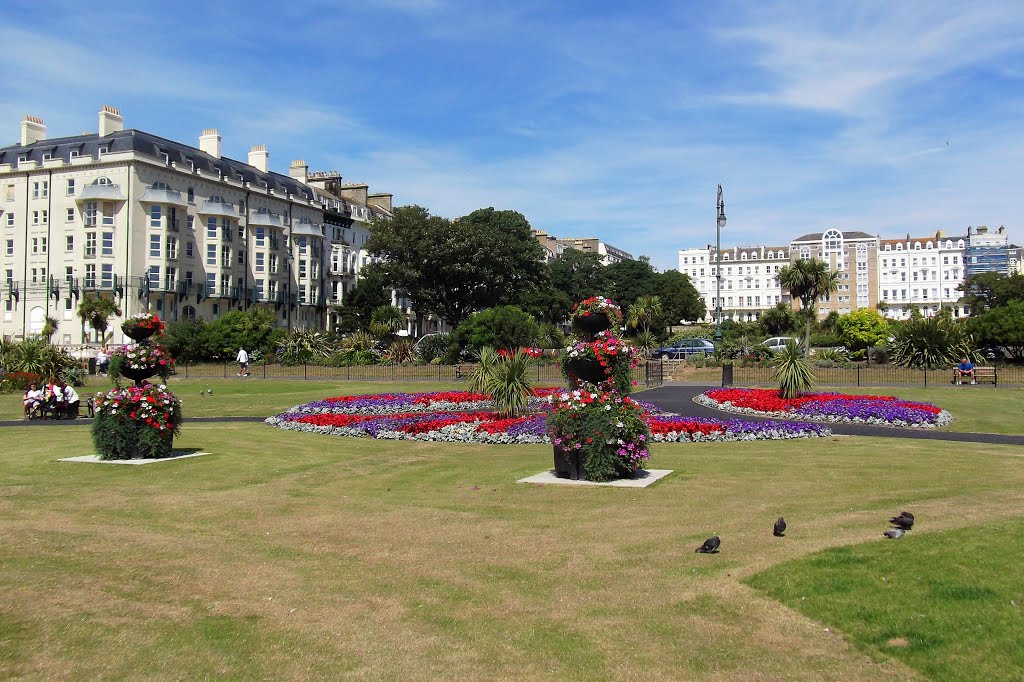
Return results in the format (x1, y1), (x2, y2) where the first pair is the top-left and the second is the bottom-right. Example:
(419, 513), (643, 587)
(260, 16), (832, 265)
(696, 388), (952, 428)
(265, 390), (832, 444)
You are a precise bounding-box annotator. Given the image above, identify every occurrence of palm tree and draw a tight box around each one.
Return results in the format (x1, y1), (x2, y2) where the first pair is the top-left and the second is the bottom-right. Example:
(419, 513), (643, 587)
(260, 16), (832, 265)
(776, 259), (840, 354)
(77, 297), (122, 344)
(627, 295), (663, 358)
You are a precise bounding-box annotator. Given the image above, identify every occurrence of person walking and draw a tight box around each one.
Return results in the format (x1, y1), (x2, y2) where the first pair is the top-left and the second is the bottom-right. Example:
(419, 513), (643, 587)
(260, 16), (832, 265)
(236, 347), (250, 376)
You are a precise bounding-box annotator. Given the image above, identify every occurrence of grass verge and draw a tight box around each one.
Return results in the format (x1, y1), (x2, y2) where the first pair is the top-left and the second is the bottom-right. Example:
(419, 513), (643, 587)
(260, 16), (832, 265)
(745, 519), (1024, 681)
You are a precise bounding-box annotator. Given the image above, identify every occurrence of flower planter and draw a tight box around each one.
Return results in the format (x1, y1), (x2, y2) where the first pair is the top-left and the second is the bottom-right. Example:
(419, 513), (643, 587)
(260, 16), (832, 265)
(573, 313), (612, 336)
(119, 365), (157, 382)
(553, 444), (637, 481)
(98, 429), (174, 460)
(564, 358), (608, 386)
(124, 326), (158, 342)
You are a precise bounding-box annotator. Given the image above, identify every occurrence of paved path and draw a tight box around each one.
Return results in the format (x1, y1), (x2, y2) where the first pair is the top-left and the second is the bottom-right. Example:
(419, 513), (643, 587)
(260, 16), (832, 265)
(641, 384), (1024, 445)
(5, 385), (1024, 446)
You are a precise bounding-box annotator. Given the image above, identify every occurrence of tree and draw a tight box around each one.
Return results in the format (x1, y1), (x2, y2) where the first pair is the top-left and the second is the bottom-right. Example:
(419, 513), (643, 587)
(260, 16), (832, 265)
(889, 315), (980, 369)
(162, 318), (208, 365)
(548, 249), (608, 307)
(335, 270), (391, 333)
(365, 205), (546, 327)
(653, 270), (706, 330)
(40, 316), (59, 343)
(203, 308), (282, 360)
(776, 259), (840, 354)
(369, 305), (405, 342)
(759, 303), (798, 336)
(77, 296), (122, 343)
(967, 300), (1024, 360)
(603, 257), (658, 313)
(835, 309), (891, 355)
(451, 306), (540, 353)
(958, 272), (1024, 314)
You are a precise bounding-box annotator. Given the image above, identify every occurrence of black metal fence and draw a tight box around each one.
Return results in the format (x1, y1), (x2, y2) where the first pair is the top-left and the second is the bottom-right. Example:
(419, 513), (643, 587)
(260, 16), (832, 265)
(174, 361), (668, 388)
(727, 364), (1024, 388)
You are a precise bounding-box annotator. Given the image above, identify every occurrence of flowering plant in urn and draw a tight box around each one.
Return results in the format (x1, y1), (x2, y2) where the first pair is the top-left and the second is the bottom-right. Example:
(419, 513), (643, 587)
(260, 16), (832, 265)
(546, 390), (651, 480)
(121, 312), (163, 340)
(571, 296), (623, 334)
(561, 331), (639, 394)
(91, 383), (183, 459)
(108, 343), (175, 382)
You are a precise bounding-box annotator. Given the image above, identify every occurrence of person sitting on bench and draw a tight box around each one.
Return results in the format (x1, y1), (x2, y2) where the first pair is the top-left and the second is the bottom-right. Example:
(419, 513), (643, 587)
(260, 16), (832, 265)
(58, 381), (81, 418)
(956, 357), (976, 385)
(23, 382), (43, 418)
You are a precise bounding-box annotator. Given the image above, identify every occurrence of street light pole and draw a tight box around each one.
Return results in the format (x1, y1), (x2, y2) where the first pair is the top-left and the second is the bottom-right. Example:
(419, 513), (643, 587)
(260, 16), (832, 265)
(715, 184), (727, 341)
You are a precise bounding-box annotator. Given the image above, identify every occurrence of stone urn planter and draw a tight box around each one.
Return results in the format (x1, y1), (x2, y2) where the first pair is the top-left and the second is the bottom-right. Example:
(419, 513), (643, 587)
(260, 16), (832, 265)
(564, 358), (608, 386)
(123, 326), (158, 342)
(118, 364), (158, 382)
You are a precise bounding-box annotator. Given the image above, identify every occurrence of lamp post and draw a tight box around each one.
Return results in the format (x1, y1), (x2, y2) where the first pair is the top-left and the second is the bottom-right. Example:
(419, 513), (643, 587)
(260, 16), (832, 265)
(715, 184), (727, 342)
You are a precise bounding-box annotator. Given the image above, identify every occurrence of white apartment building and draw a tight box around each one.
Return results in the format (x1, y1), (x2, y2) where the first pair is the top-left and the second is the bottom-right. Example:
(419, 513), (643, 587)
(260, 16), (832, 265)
(679, 228), (993, 323)
(0, 107), (399, 343)
(556, 237), (633, 265)
(679, 244), (789, 322)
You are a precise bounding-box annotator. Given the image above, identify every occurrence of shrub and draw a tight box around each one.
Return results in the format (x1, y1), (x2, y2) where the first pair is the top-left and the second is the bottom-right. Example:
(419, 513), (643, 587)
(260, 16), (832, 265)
(415, 333), (450, 363)
(485, 349), (535, 417)
(0, 371), (43, 392)
(771, 340), (815, 399)
(382, 339), (416, 364)
(889, 316), (981, 369)
(452, 306), (540, 353)
(277, 330), (334, 365)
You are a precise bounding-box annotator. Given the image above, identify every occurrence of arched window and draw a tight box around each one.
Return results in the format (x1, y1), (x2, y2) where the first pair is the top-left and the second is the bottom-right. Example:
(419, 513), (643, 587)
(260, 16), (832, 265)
(823, 229), (843, 254)
(766, 252), (774, 260)
(914, 242), (921, 250)
(151, 181), (169, 190)
(957, 239), (965, 248)
(182, 305), (196, 320)
(741, 252), (748, 261)
(208, 194), (224, 203)
(926, 241), (933, 249)
(896, 243), (903, 251)
(945, 240), (953, 249)
(95, 177), (113, 186)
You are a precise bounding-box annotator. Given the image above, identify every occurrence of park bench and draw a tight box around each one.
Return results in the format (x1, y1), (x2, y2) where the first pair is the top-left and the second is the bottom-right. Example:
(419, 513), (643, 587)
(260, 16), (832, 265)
(951, 366), (997, 386)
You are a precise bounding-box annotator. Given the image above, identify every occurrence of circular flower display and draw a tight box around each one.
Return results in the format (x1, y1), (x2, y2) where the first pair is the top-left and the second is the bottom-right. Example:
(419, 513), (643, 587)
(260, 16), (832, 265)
(697, 388), (952, 428)
(265, 389), (832, 444)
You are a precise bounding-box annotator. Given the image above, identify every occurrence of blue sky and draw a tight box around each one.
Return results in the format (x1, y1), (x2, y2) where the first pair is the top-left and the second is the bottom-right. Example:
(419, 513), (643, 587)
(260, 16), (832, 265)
(3, 0), (1023, 270)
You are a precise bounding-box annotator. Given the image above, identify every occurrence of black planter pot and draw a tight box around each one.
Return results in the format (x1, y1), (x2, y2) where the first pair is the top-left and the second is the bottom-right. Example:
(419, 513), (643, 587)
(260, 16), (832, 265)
(573, 313), (612, 336)
(119, 365), (157, 382)
(553, 445), (637, 481)
(101, 432), (174, 460)
(123, 326), (158, 342)
(564, 358), (608, 386)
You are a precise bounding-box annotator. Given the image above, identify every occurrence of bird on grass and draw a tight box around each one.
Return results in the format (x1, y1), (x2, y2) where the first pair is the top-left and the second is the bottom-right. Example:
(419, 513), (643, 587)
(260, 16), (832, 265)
(889, 512), (914, 531)
(695, 536), (721, 554)
(884, 528), (905, 539)
(773, 517), (787, 537)
(199, 389), (206, 396)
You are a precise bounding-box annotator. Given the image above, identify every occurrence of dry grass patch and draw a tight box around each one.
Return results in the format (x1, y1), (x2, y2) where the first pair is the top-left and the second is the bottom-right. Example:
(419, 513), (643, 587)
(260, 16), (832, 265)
(1, 423), (1021, 679)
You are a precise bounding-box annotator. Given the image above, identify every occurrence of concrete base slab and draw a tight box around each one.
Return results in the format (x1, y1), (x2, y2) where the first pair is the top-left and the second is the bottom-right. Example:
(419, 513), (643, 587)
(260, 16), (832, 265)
(517, 469), (673, 488)
(58, 451), (210, 465)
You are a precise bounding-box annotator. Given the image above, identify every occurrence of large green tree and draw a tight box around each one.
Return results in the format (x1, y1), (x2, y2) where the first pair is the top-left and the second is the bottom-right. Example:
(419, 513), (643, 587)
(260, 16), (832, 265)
(335, 269), (391, 333)
(450, 305), (540, 353)
(604, 257), (658, 313)
(967, 300), (1024, 360)
(365, 206), (545, 326)
(958, 272), (1024, 314)
(548, 249), (608, 306)
(776, 258), (840, 354)
(653, 270), (706, 331)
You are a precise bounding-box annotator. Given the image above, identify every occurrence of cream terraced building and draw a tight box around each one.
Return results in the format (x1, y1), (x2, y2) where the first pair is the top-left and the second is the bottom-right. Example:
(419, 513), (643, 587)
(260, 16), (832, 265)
(678, 227), (1011, 323)
(0, 106), (393, 344)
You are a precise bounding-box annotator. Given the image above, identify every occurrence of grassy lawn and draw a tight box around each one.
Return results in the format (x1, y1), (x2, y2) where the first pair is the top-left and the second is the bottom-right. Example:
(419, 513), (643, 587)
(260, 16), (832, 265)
(746, 520), (1024, 681)
(1, 413), (1022, 678)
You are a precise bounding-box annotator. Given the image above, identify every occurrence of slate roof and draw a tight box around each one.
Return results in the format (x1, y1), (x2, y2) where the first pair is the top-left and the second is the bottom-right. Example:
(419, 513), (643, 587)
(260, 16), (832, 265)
(792, 230), (875, 242)
(0, 129), (315, 202)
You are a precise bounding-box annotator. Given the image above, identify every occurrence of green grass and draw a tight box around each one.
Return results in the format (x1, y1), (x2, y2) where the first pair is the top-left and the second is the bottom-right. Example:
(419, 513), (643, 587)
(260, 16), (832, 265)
(1, 408), (1023, 678)
(745, 520), (1024, 681)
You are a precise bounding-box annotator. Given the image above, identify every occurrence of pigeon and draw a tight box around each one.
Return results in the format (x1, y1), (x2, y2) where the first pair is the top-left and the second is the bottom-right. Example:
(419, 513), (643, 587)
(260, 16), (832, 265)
(695, 536), (721, 554)
(899, 511), (914, 521)
(884, 528), (905, 539)
(889, 513), (914, 531)
(773, 517), (787, 537)
(199, 389), (206, 396)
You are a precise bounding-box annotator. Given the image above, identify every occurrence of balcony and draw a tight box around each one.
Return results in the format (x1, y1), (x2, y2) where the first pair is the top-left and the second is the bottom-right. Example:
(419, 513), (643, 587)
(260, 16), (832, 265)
(77, 181), (127, 203)
(198, 197), (236, 218)
(138, 185), (186, 206)
(249, 209), (284, 229)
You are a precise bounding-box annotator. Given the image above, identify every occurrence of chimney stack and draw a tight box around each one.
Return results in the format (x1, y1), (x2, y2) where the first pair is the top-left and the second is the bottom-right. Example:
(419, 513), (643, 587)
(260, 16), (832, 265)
(20, 115), (46, 146)
(248, 145), (269, 173)
(199, 128), (222, 159)
(288, 159), (308, 184)
(98, 105), (123, 136)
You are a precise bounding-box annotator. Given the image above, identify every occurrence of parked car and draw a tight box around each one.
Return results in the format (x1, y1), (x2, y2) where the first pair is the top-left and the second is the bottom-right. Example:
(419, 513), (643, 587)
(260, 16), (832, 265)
(762, 337), (800, 353)
(654, 338), (715, 360)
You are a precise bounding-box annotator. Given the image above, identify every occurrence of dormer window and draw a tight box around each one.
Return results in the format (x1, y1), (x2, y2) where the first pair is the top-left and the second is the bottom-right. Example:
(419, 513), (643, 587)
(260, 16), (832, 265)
(209, 195), (224, 203)
(96, 177), (113, 186)
(42, 153), (52, 161)
(151, 181), (169, 190)
(69, 150), (80, 159)
(98, 146), (108, 156)
(914, 242), (921, 250)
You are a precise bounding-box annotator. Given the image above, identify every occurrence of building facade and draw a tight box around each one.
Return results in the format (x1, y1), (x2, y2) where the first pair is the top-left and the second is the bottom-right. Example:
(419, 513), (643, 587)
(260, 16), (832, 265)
(0, 107), (396, 343)
(555, 237), (633, 265)
(679, 226), (1013, 323)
